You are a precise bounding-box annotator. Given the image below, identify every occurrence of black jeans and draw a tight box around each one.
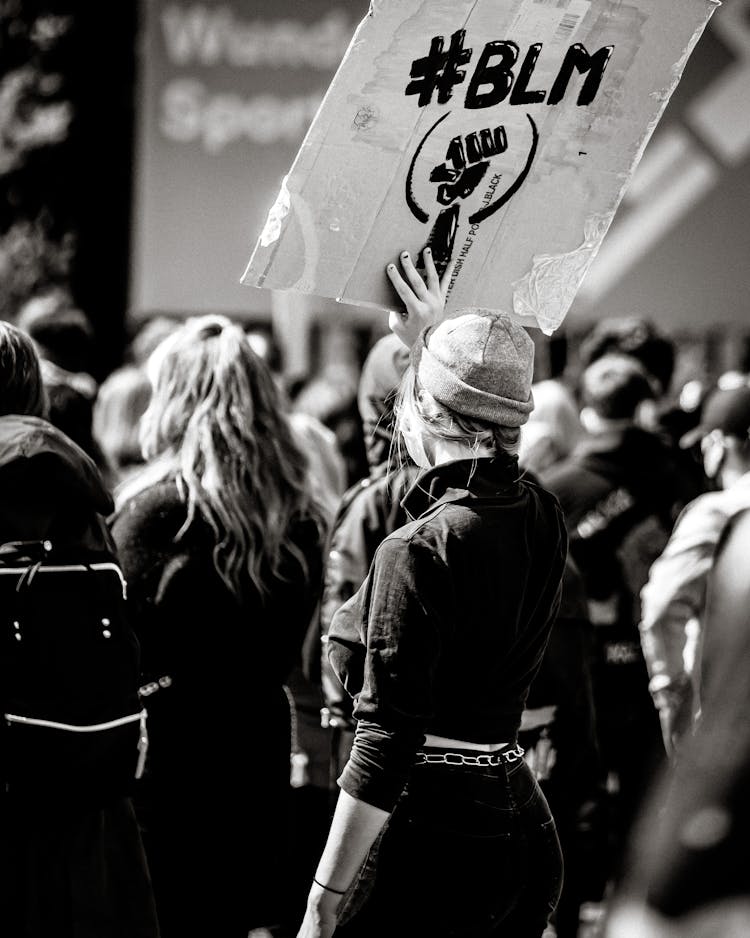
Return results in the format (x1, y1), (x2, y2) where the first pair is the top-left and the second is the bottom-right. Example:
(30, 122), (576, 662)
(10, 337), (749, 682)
(335, 752), (563, 938)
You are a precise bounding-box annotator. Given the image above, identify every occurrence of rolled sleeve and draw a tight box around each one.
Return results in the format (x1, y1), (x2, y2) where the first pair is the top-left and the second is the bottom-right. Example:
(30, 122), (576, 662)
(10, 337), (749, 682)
(339, 719), (425, 811)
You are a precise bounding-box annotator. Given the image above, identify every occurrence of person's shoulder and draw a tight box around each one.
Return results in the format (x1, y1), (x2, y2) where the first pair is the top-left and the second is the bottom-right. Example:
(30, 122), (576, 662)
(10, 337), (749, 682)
(675, 487), (746, 529)
(118, 477), (179, 510)
(110, 480), (193, 579)
(373, 495), (464, 572)
(718, 507), (750, 553)
(652, 488), (748, 558)
(339, 472), (389, 513)
(520, 474), (566, 522)
(709, 510), (750, 600)
(373, 505), (444, 560)
(334, 466), (415, 524)
(112, 478), (183, 535)
(521, 472), (561, 503)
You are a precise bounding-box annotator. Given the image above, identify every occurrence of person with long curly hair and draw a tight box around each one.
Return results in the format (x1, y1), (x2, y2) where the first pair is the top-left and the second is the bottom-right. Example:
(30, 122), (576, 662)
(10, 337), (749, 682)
(111, 315), (327, 937)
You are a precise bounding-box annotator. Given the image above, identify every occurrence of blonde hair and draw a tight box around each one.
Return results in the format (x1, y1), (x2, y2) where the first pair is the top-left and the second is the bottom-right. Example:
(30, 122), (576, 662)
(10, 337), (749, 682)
(122, 315), (323, 599)
(93, 365), (151, 471)
(393, 366), (520, 466)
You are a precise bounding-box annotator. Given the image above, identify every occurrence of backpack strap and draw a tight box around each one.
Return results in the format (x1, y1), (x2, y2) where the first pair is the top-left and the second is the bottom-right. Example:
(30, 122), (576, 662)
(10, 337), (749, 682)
(0, 543), (46, 631)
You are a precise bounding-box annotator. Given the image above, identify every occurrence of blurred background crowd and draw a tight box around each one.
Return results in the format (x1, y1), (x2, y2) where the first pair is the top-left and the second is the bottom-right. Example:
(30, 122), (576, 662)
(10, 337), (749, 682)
(1, 1), (750, 937)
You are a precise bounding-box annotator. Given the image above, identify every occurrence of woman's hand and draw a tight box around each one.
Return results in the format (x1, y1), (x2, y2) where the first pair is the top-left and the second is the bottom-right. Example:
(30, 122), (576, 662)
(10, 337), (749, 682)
(296, 883), (342, 938)
(525, 731), (557, 782)
(386, 248), (453, 349)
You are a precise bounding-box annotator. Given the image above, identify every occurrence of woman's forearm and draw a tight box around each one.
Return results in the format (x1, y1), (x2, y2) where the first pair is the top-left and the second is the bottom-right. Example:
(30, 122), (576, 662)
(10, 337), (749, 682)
(296, 790), (391, 938)
(314, 789), (391, 893)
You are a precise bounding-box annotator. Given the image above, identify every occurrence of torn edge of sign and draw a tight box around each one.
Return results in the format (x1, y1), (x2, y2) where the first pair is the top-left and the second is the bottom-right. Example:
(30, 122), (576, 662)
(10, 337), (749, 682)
(240, 177), (291, 287)
(511, 213), (610, 335)
(260, 176), (291, 249)
(242, 2), (376, 289)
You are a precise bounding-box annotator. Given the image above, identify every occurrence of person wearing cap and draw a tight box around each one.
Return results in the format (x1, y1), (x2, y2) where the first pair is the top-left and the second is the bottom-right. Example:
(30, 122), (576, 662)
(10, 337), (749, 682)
(639, 384), (750, 757)
(577, 316), (707, 501)
(297, 250), (567, 938)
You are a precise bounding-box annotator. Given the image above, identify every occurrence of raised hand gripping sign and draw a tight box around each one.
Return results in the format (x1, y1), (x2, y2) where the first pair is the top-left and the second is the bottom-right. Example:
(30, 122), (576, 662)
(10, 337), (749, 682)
(242, 0), (717, 334)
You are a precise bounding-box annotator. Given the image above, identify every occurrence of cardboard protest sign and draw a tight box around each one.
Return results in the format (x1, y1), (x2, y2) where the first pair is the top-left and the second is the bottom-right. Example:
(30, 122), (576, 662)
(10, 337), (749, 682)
(242, 0), (718, 334)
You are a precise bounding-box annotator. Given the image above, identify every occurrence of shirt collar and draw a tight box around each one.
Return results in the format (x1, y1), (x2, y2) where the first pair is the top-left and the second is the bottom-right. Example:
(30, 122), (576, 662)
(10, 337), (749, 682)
(402, 454), (522, 521)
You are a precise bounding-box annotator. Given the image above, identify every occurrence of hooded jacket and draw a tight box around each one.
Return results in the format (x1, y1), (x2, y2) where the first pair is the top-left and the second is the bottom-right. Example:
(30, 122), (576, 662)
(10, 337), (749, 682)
(0, 414), (113, 554)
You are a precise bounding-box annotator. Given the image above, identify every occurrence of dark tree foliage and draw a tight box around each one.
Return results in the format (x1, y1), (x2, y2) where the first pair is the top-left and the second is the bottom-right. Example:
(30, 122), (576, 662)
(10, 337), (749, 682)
(0, 0), (136, 375)
(0, 1), (74, 320)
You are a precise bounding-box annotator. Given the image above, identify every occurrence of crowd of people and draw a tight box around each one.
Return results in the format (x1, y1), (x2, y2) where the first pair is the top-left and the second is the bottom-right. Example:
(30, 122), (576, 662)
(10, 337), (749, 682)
(1, 261), (749, 938)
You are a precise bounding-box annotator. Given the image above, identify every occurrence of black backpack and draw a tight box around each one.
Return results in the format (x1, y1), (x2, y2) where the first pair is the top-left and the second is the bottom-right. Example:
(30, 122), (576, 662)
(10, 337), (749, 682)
(0, 538), (147, 800)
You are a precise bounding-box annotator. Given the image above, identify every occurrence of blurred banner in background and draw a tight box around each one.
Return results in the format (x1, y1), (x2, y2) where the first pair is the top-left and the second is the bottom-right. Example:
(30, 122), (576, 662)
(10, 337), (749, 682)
(130, 0), (367, 320)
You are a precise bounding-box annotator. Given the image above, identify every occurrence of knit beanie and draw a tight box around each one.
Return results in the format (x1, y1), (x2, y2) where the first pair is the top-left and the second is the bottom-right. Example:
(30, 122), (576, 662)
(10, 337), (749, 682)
(411, 310), (535, 427)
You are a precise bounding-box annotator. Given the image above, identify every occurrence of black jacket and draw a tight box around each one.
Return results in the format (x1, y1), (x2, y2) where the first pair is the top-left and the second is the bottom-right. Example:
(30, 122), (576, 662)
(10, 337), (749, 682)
(111, 479), (324, 736)
(313, 462), (419, 714)
(329, 455), (567, 811)
(541, 425), (692, 745)
(541, 426), (693, 613)
(110, 479), (325, 930)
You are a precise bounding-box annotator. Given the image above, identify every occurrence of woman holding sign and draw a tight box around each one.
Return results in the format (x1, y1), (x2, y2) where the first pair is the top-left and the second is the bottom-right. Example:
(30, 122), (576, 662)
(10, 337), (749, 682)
(298, 249), (566, 937)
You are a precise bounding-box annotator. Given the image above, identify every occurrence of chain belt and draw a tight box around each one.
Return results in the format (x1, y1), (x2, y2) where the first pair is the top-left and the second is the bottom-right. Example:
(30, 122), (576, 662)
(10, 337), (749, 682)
(414, 744), (525, 767)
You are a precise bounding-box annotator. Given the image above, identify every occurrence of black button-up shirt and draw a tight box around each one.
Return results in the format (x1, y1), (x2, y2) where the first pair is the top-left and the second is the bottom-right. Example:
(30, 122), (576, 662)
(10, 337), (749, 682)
(328, 455), (567, 811)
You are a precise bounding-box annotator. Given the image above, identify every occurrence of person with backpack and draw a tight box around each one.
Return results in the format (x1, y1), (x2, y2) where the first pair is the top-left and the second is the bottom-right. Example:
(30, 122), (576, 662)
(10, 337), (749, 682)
(111, 315), (327, 938)
(0, 321), (159, 938)
(297, 250), (567, 938)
